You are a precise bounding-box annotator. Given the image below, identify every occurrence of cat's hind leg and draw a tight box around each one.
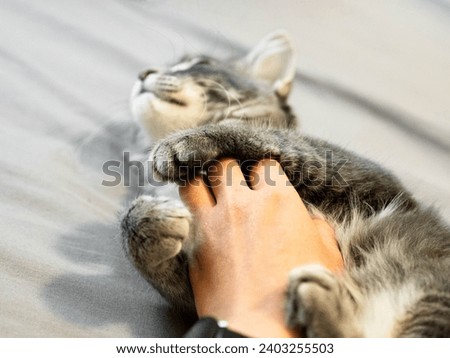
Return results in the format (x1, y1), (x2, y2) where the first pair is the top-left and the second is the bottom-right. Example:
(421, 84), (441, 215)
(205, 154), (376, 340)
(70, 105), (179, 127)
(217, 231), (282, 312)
(121, 195), (196, 316)
(285, 264), (362, 337)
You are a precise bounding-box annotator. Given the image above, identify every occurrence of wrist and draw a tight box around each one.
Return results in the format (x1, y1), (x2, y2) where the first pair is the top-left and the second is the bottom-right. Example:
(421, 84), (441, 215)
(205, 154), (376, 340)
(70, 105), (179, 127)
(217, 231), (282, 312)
(198, 296), (298, 338)
(218, 312), (297, 338)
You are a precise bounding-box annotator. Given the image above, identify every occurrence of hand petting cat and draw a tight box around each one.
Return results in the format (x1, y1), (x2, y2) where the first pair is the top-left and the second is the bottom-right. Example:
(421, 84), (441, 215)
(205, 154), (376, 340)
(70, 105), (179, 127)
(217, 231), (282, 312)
(181, 159), (343, 337)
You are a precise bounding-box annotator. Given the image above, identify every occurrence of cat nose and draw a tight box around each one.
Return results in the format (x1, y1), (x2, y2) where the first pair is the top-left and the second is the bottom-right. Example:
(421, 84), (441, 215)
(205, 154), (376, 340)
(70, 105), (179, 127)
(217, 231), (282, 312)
(138, 69), (157, 81)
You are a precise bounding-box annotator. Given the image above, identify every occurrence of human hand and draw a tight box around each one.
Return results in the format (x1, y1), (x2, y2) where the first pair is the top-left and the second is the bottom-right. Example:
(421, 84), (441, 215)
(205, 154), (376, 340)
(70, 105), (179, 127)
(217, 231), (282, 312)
(179, 159), (343, 337)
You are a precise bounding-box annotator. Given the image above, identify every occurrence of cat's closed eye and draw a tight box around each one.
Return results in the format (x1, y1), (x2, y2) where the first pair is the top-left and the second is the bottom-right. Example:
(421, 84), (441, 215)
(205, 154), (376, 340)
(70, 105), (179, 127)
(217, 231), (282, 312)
(193, 58), (212, 66)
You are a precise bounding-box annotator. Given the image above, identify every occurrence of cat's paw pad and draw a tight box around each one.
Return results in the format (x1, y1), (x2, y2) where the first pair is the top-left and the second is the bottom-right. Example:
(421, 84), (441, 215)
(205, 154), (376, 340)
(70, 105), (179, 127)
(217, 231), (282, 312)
(121, 196), (191, 269)
(151, 129), (219, 183)
(286, 264), (360, 337)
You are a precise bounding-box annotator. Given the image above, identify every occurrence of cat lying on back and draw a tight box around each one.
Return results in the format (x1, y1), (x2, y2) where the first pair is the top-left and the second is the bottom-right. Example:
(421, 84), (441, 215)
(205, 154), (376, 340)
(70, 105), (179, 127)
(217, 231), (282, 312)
(121, 30), (450, 337)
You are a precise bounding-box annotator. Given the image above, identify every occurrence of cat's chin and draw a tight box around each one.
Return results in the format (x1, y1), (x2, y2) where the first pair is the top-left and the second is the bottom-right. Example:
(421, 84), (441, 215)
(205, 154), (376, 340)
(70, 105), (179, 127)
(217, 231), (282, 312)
(131, 93), (207, 141)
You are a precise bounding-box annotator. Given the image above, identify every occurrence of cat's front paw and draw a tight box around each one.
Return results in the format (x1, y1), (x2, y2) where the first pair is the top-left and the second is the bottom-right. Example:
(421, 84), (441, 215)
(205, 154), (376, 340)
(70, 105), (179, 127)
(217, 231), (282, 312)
(286, 264), (361, 338)
(151, 128), (221, 184)
(121, 195), (191, 271)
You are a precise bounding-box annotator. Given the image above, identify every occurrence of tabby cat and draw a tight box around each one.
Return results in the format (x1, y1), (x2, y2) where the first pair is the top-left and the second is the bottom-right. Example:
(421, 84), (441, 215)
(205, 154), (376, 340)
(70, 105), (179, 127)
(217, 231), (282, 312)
(121, 30), (450, 337)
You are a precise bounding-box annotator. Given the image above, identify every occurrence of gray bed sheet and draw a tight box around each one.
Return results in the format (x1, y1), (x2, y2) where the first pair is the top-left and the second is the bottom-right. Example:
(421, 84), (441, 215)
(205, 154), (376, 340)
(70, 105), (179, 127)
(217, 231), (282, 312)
(0, 0), (448, 337)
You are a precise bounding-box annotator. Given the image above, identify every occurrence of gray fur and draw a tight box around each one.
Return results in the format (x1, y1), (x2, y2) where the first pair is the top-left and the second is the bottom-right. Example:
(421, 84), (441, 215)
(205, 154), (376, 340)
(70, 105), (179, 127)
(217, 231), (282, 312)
(121, 30), (450, 337)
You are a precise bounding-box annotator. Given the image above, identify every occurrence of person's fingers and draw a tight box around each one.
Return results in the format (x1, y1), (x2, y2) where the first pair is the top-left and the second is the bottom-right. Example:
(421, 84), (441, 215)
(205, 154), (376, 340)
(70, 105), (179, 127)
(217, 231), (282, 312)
(179, 175), (215, 216)
(248, 159), (292, 190)
(207, 158), (248, 199)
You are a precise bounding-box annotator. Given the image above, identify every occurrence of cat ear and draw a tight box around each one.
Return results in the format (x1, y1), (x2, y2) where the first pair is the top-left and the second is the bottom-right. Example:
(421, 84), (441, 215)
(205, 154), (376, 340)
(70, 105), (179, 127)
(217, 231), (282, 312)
(244, 30), (296, 98)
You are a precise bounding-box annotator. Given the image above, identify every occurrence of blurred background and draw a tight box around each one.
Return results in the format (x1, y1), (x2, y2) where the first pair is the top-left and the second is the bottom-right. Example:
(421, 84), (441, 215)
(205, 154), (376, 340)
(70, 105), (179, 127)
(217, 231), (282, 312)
(0, 0), (449, 337)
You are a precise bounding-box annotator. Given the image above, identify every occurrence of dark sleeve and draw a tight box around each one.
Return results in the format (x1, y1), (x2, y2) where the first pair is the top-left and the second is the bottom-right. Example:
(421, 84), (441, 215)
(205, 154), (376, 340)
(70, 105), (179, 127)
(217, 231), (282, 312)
(183, 317), (247, 338)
